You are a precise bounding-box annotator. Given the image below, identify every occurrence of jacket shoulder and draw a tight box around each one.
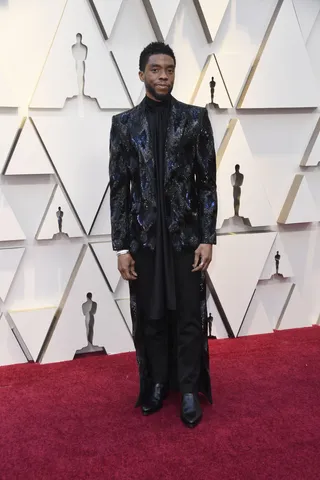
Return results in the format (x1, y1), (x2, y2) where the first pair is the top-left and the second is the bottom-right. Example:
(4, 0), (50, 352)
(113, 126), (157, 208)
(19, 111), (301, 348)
(175, 100), (207, 119)
(112, 104), (140, 126)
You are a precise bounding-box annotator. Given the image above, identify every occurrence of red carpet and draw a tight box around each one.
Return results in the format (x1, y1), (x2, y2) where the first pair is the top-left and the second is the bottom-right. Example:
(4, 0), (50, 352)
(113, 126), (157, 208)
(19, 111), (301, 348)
(1, 327), (320, 480)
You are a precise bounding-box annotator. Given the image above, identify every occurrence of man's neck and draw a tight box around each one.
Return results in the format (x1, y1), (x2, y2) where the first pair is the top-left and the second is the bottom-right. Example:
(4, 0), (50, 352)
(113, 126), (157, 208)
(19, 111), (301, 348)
(146, 91), (162, 102)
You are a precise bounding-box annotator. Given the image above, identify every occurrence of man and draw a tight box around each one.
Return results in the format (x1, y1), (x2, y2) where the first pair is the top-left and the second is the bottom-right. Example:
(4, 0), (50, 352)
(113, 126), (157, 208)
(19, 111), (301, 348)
(109, 42), (217, 428)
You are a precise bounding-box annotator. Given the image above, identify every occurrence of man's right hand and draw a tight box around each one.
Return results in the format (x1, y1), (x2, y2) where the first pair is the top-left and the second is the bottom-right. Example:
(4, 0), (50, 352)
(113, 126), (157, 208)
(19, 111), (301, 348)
(118, 253), (138, 281)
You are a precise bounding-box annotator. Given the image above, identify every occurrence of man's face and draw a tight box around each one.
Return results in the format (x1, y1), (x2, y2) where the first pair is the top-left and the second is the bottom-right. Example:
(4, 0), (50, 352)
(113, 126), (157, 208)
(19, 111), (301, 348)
(139, 54), (175, 101)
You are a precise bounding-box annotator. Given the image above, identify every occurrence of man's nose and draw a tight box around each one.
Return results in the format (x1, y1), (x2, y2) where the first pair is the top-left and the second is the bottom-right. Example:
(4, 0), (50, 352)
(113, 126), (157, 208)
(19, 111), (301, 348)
(159, 70), (168, 79)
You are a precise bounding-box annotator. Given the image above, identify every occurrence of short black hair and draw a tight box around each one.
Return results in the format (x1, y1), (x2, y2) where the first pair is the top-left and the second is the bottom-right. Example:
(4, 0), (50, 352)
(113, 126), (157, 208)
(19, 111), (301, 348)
(139, 42), (176, 72)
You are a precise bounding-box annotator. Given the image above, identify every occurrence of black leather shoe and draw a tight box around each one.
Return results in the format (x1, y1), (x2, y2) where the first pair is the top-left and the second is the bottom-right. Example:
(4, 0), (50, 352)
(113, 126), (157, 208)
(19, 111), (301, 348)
(180, 393), (202, 428)
(141, 383), (166, 416)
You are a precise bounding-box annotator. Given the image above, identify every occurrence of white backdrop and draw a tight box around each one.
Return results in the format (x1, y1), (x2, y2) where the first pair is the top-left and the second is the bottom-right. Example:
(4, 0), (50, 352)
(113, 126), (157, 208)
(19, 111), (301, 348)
(0, 0), (320, 366)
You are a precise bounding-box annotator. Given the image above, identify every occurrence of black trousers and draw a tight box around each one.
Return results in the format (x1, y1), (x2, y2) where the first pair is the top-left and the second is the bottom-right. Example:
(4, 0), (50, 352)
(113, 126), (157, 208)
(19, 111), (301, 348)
(132, 248), (202, 395)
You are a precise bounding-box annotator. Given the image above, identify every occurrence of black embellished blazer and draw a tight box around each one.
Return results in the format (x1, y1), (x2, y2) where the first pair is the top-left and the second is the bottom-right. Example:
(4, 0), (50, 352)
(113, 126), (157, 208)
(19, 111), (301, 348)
(109, 96), (217, 253)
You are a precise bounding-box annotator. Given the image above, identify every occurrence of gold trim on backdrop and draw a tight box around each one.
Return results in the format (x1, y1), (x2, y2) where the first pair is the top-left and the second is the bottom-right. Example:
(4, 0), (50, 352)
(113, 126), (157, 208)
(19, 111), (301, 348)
(277, 174), (303, 224)
(237, 0), (285, 108)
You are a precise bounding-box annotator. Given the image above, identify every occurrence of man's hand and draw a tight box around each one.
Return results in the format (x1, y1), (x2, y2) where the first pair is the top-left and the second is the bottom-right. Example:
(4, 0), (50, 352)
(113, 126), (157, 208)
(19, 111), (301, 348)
(192, 244), (212, 272)
(118, 253), (138, 281)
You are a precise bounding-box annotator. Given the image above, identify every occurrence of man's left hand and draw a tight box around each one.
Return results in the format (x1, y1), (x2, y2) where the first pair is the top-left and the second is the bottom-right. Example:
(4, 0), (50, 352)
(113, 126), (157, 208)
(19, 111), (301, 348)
(192, 244), (213, 272)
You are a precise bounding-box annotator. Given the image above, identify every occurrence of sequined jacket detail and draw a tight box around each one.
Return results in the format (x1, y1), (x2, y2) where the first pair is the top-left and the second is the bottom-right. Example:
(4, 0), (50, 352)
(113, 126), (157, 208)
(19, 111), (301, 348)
(109, 97), (217, 252)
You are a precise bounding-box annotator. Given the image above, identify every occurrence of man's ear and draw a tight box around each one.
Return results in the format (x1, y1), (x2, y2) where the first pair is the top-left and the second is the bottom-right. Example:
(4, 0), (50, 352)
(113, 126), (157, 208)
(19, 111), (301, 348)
(138, 71), (144, 83)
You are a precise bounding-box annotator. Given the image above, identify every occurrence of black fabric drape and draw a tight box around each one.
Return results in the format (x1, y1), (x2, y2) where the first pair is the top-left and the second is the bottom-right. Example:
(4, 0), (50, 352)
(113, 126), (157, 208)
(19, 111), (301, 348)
(145, 95), (176, 320)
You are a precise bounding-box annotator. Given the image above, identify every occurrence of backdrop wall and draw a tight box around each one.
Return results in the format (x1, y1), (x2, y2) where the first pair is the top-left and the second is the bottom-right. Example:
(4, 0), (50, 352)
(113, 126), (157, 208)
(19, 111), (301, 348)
(1, 0), (320, 366)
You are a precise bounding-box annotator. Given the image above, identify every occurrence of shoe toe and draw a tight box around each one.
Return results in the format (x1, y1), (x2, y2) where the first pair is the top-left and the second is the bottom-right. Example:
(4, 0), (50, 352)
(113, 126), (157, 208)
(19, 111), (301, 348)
(181, 394), (202, 427)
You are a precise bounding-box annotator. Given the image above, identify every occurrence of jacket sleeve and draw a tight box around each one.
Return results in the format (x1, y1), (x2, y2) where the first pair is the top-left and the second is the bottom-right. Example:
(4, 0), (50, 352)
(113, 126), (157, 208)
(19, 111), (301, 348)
(195, 108), (217, 245)
(109, 115), (130, 251)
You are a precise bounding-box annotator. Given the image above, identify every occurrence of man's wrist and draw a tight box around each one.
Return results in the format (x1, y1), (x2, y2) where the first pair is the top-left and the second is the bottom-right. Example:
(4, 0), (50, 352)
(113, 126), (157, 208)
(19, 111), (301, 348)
(116, 250), (129, 256)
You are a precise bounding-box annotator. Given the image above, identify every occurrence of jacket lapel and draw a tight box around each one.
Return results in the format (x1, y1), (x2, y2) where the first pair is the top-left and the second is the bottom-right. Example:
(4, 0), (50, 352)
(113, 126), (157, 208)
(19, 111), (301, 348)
(164, 97), (187, 187)
(130, 98), (154, 179)
(129, 96), (187, 188)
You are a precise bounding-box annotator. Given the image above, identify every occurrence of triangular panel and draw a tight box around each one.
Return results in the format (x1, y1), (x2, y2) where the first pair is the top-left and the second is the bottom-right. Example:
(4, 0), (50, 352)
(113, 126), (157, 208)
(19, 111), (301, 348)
(37, 185), (83, 240)
(281, 175), (320, 224)
(241, 0), (319, 108)
(214, 0), (279, 106)
(293, 0), (320, 42)
(260, 234), (294, 280)
(207, 232), (277, 336)
(5, 243), (82, 312)
(164, 0), (208, 103)
(207, 110), (232, 153)
(192, 55), (232, 108)
(256, 282), (293, 330)
(0, 315), (27, 367)
(216, 121), (275, 229)
(33, 115), (112, 233)
(30, 0), (130, 109)
(1, 183), (55, 238)
(238, 294), (273, 337)
(91, 0), (123, 37)
(279, 228), (316, 292)
(9, 307), (55, 361)
(306, 7), (320, 103)
(240, 112), (319, 220)
(305, 130), (320, 167)
(110, 0), (157, 105)
(206, 291), (229, 339)
(90, 185), (111, 236)
(116, 299), (132, 334)
(0, 0), (66, 110)
(305, 169), (320, 214)
(41, 248), (134, 364)
(194, 0), (229, 43)
(0, 70), (18, 108)
(144, 0), (180, 40)
(277, 285), (311, 330)
(5, 118), (54, 175)
(0, 115), (20, 173)
(215, 53), (253, 107)
(91, 242), (120, 292)
(0, 187), (25, 241)
(0, 248), (24, 303)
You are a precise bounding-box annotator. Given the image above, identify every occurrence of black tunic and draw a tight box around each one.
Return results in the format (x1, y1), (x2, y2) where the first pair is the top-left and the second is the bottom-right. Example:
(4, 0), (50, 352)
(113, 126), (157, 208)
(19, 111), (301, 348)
(145, 95), (176, 320)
